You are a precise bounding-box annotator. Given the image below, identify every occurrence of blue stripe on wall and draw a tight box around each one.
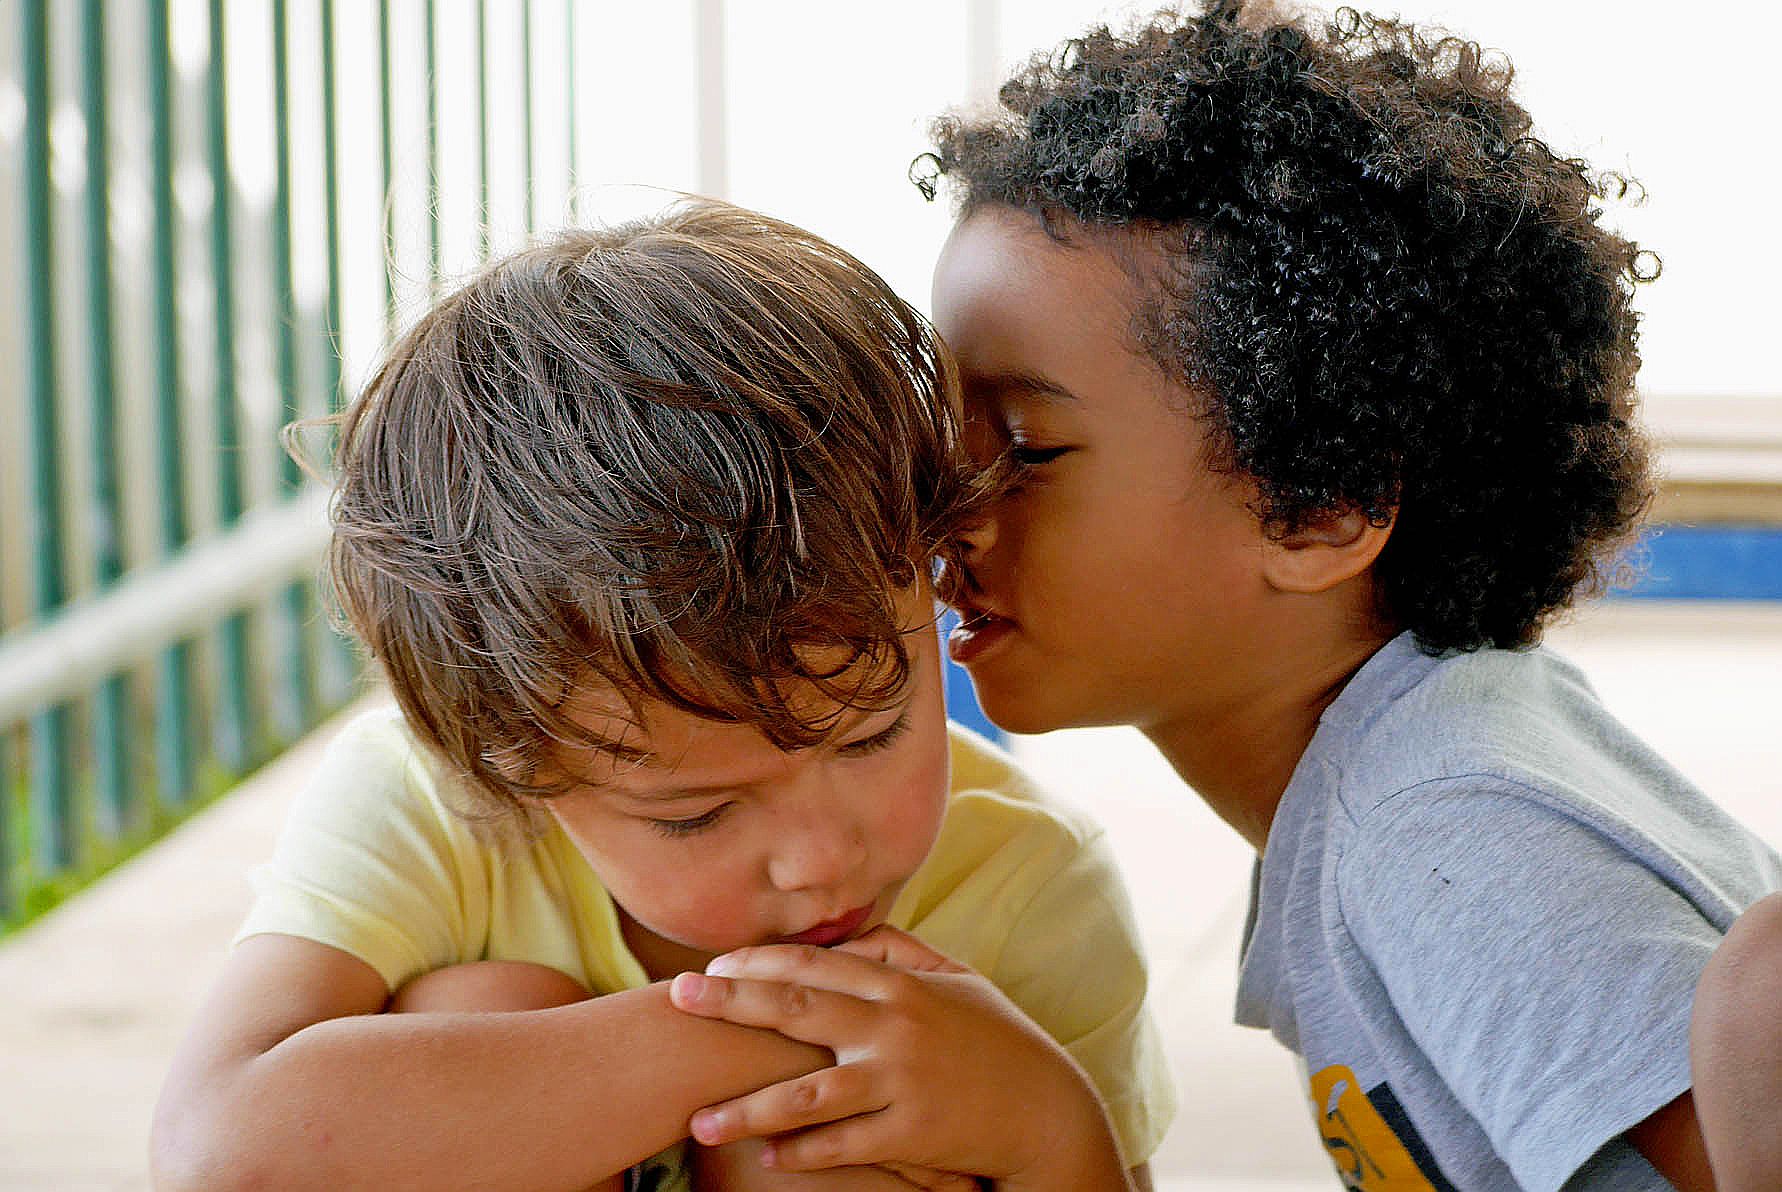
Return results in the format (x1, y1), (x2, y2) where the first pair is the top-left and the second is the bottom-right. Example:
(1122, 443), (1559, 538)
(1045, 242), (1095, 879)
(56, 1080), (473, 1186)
(1613, 525), (1782, 600)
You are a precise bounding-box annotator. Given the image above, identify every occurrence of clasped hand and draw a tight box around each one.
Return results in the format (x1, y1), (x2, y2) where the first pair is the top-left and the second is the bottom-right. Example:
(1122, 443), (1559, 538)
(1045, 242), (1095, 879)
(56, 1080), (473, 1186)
(667, 926), (1097, 1187)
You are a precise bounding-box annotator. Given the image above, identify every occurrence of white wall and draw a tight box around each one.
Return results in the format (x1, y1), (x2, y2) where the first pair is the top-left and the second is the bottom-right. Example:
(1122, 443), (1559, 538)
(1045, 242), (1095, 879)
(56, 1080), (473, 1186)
(709, 0), (1782, 400)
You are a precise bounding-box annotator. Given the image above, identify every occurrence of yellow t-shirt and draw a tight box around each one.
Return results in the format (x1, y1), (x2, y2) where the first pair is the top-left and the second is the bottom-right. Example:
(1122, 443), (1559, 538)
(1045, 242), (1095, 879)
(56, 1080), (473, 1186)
(238, 705), (1177, 1178)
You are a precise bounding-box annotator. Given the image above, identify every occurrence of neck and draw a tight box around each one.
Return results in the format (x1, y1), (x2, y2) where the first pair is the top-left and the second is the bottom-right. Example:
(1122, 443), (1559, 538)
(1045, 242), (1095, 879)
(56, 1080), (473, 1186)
(1144, 630), (1392, 853)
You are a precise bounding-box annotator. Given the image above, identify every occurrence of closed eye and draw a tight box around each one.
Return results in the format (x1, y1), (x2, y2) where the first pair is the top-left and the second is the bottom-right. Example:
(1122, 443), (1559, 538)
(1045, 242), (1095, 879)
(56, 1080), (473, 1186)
(648, 804), (730, 838)
(837, 711), (911, 758)
(1009, 444), (1071, 468)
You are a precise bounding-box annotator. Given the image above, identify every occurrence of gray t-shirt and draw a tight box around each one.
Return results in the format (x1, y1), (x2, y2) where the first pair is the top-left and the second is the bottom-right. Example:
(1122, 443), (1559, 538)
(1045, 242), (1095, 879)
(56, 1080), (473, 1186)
(1236, 633), (1782, 1191)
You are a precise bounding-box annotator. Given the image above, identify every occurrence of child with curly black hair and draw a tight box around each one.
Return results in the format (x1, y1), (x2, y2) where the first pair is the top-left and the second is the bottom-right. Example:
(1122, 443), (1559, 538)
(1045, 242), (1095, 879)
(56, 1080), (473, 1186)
(671, 4), (1782, 1189)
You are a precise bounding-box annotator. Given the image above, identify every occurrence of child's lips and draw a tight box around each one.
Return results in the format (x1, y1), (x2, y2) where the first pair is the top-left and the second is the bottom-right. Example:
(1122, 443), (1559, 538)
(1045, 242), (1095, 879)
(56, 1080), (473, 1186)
(946, 606), (1015, 665)
(780, 904), (874, 948)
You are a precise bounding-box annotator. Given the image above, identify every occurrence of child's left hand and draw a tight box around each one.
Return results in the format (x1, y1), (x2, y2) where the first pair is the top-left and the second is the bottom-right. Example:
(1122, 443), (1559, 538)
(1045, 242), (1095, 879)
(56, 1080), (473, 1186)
(667, 926), (1115, 1185)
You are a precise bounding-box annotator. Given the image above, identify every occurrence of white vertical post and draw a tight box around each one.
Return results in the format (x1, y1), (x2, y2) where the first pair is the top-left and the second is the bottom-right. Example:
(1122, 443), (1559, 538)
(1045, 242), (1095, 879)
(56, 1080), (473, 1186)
(965, 0), (1000, 106)
(694, 0), (726, 198)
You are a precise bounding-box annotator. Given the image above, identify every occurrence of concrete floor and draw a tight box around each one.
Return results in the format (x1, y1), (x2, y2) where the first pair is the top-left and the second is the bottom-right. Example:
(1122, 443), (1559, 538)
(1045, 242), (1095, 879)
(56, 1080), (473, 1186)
(3, 599), (1780, 1190)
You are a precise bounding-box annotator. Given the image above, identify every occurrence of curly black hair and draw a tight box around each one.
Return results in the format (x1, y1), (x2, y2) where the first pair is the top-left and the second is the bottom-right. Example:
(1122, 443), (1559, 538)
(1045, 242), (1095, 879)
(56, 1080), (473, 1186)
(918, 0), (1656, 653)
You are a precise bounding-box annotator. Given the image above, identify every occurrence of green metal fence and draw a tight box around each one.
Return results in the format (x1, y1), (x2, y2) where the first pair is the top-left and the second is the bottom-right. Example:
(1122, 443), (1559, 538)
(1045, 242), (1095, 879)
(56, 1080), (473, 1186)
(0, 0), (655, 934)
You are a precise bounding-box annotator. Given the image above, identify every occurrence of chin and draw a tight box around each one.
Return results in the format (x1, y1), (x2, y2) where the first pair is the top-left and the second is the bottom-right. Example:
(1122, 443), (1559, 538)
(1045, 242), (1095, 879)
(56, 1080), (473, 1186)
(971, 690), (1068, 737)
(978, 684), (1137, 738)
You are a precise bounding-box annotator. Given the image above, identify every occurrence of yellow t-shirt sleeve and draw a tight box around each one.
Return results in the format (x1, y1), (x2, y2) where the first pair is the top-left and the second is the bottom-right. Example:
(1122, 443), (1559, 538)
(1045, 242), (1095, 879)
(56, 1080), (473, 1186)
(234, 709), (485, 991)
(984, 826), (1178, 1168)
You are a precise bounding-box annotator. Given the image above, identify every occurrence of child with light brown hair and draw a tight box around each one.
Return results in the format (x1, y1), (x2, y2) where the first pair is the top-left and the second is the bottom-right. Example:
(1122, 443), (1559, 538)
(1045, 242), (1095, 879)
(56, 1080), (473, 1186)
(150, 200), (1174, 1192)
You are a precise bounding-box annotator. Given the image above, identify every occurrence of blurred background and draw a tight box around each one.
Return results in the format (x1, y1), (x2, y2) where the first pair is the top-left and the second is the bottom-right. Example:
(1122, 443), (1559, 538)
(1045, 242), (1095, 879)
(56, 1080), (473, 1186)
(0, 1), (1778, 1188)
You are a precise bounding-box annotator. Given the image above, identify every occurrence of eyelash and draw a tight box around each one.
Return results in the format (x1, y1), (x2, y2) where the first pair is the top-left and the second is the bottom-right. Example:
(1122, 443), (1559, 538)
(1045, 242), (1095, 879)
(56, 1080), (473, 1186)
(645, 716), (910, 838)
(1008, 443), (1070, 469)
(838, 712), (912, 758)
(649, 805), (729, 838)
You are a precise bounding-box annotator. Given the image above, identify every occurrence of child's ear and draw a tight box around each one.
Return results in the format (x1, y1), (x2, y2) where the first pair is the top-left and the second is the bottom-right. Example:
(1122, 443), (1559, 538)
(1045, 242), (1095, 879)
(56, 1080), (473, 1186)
(1259, 506), (1395, 595)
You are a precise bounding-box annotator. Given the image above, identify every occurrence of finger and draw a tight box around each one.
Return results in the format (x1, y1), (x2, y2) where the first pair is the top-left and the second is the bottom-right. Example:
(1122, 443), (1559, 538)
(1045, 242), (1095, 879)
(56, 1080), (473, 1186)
(688, 1062), (885, 1146)
(834, 926), (969, 974)
(877, 1162), (982, 1190)
(760, 1111), (897, 1173)
(704, 942), (916, 999)
(668, 971), (878, 1046)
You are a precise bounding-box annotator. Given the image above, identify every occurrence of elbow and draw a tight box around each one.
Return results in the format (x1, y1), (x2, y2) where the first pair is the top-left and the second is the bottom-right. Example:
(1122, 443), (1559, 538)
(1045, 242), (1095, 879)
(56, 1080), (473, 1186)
(149, 1107), (225, 1192)
(150, 1089), (280, 1192)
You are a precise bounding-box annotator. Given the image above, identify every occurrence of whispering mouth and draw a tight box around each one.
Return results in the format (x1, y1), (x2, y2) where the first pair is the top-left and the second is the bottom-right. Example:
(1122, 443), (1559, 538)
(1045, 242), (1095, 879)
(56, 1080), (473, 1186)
(944, 603), (1013, 665)
(950, 599), (1012, 631)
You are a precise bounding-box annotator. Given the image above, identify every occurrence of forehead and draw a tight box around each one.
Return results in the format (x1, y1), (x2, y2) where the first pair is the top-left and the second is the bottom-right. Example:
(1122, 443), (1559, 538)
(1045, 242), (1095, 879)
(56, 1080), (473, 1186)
(556, 583), (938, 789)
(555, 686), (804, 793)
(932, 208), (1150, 353)
(933, 209), (1197, 426)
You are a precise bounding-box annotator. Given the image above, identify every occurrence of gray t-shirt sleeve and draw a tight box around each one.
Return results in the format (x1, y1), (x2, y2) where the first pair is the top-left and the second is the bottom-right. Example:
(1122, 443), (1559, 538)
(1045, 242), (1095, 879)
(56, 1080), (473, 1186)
(1335, 779), (1713, 1192)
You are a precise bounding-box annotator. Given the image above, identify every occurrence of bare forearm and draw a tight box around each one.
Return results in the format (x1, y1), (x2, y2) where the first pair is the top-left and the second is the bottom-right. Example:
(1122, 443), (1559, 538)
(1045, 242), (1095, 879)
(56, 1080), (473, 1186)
(158, 983), (829, 1192)
(999, 1072), (1133, 1192)
(999, 1144), (1131, 1192)
(693, 1140), (936, 1191)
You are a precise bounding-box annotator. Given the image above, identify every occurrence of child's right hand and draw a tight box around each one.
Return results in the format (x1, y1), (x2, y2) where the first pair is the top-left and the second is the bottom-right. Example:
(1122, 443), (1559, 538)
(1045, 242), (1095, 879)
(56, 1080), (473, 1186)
(668, 926), (1131, 1191)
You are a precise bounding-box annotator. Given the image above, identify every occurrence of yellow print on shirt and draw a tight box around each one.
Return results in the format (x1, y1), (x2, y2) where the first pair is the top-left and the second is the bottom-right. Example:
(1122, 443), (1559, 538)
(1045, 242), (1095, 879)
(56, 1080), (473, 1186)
(1308, 1065), (1437, 1190)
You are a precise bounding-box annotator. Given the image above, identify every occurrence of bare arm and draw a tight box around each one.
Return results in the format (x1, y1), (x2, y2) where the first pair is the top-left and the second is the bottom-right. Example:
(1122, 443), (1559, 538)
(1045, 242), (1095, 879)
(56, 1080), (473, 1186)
(1622, 894), (1782, 1192)
(694, 1147), (1151, 1192)
(151, 934), (831, 1192)
(668, 933), (1140, 1192)
(395, 961), (983, 1192)
(693, 1141), (964, 1191)
(1624, 1092), (1714, 1192)
(1685, 891), (1782, 1192)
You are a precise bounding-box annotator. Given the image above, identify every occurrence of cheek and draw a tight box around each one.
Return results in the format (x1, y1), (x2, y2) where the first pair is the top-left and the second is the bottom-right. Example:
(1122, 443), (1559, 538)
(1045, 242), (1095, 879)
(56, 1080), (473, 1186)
(555, 818), (760, 937)
(874, 747), (951, 867)
(1000, 493), (1134, 609)
(1044, 468), (1211, 581)
(607, 844), (767, 946)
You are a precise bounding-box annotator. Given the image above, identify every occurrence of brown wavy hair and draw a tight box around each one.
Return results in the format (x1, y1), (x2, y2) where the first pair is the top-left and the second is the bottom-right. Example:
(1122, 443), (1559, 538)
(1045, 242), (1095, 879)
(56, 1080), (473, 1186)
(918, 1), (1656, 652)
(317, 200), (977, 815)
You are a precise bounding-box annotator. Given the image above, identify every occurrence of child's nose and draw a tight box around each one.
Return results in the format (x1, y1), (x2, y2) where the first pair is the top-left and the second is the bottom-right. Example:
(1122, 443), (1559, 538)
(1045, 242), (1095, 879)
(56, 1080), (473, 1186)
(955, 511), (998, 562)
(765, 794), (867, 894)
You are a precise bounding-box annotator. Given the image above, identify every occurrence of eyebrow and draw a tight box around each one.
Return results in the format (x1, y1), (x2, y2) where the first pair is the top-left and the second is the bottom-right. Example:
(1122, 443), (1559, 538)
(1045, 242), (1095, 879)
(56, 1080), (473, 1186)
(595, 740), (652, 765)
(614, 704), (914, 804)
(976, 369), (1081, 405)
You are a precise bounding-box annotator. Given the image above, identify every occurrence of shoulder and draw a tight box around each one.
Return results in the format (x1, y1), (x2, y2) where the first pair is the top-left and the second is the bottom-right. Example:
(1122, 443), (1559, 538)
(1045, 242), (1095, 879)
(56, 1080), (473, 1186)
(304, 702), (436, 801)
(937, 722), (1105, 870)
(320, 700), (416, 760)
(277, 701), (517, 873)
(1323, 641), (1628, 823)
(241, 704), (497, 988)
(1320, 640), (1778, 900)
(298, 702), (512, 826)
(896, 724), (1124, 960)
(1380, 641), (1598, 732)
(1313, 646), (1683, 931)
